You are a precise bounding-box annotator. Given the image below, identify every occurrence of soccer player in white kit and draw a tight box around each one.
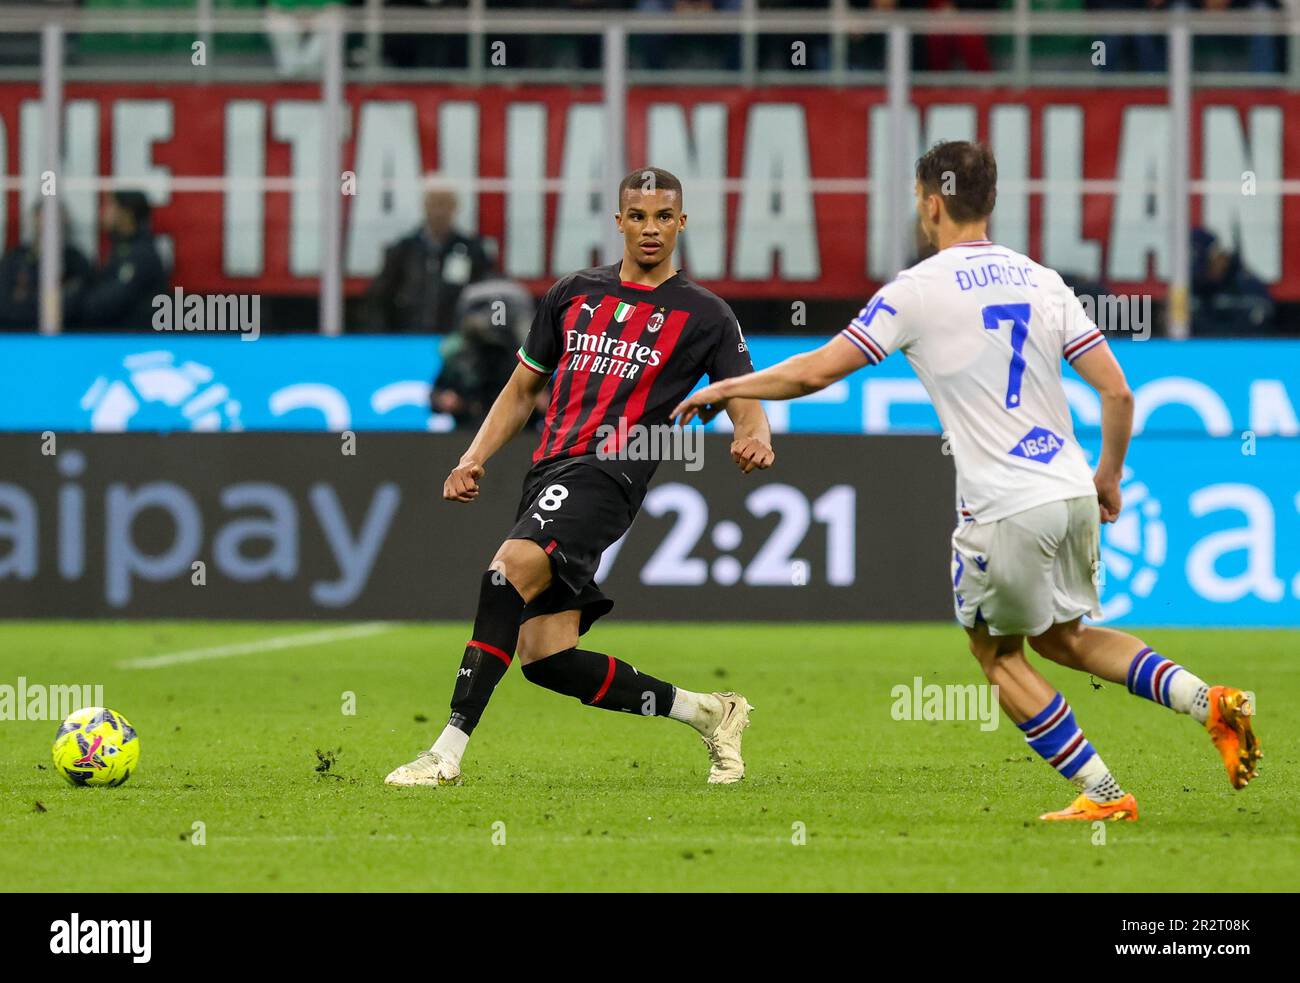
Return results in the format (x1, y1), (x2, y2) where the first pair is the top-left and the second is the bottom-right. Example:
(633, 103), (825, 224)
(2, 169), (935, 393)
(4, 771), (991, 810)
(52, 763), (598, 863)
(674, 141), (1261, 821)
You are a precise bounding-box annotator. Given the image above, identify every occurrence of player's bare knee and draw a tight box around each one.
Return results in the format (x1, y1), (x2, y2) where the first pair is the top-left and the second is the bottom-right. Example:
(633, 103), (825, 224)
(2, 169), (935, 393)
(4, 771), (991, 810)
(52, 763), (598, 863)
(1030, 625), (1082, 668)
(972, 632), (1026, 676)
(516, 638), (568, 666)
(514, 633), (548, 665)
(966, 630), (992, 662)
(966, 632), (1004, 674)
(516, 614), (579, 666)
(489, 539), (552, 600)
(1028, 635), (1067, 665)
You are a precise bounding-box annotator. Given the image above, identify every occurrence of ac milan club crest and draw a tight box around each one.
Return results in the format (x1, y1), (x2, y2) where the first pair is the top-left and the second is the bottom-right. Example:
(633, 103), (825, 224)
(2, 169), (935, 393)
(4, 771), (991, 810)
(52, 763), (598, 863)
(647, 311), (665, 333)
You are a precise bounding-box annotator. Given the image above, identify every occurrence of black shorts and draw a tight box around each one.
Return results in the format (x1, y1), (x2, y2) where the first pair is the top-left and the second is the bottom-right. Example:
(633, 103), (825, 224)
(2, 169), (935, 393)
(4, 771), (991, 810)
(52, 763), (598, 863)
(507, 458), (637, 634)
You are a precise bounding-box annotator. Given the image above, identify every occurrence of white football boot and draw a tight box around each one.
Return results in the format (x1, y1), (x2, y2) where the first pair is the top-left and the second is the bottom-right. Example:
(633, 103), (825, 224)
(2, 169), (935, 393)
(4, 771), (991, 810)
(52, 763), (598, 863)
(703, 692), (752, 785)
(383, 750), (461, 787)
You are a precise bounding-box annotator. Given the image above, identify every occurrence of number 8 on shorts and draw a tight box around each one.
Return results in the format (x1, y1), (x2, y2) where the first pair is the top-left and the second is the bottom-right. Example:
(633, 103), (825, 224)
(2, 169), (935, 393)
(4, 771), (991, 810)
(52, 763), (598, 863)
(537, 484), (569, 511)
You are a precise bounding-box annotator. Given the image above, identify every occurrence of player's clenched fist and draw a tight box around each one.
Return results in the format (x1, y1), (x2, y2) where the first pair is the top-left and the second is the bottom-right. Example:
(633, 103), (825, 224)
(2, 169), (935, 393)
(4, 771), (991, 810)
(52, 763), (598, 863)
(730, 436), (774, 474)
(1095, 472), (1122, 524)
(444, 460), (485, 502)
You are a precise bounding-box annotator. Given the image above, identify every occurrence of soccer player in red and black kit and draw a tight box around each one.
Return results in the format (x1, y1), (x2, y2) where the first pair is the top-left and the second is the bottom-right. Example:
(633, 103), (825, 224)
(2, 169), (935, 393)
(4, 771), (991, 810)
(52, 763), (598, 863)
(385, 168), (774, 788)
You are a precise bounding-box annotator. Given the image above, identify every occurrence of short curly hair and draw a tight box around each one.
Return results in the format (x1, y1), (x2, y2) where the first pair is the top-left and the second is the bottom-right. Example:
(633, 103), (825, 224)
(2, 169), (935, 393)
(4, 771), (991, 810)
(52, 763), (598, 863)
(915, 141), (997, 223)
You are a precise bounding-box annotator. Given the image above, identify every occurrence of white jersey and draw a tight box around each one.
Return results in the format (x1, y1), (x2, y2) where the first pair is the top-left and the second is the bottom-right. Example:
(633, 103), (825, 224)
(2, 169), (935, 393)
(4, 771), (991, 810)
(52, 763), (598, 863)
(840, 239), (1105, 524)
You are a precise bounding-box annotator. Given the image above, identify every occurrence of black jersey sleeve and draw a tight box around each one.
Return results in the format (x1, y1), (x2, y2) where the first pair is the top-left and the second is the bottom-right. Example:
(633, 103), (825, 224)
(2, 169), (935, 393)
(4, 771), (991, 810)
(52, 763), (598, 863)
(517, 278), (569, 376)
(706, 306), (755, 382)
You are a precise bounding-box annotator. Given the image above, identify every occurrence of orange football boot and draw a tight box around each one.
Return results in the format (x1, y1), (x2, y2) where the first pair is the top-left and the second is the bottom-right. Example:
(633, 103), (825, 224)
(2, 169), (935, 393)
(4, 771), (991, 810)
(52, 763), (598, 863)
(1039, 792), (1139, 822)
(1205, 686), (1261, 790)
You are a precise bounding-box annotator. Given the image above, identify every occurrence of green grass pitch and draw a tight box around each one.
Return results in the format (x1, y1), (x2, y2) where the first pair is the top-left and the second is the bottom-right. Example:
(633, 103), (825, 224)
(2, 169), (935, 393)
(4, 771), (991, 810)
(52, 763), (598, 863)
(1, 620), (1295, 892)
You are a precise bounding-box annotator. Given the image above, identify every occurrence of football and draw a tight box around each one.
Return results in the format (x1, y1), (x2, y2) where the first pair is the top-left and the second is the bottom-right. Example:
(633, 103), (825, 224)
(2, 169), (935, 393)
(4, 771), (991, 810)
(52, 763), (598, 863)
(51, 707), (140, 788)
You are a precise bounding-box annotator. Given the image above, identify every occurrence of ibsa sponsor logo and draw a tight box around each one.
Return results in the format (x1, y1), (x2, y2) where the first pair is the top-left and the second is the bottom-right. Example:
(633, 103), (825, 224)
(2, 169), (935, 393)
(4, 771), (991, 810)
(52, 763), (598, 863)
(1009, 426), (1064, 464)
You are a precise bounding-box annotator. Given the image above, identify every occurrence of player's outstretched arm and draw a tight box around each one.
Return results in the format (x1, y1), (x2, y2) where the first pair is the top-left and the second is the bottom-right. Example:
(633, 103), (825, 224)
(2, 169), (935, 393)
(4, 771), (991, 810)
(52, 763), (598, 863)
(672, 336), (864, 425)
(444, 363), (549, 503)
(1070, 343), (1134, 524)
(723, 398), (775, 473)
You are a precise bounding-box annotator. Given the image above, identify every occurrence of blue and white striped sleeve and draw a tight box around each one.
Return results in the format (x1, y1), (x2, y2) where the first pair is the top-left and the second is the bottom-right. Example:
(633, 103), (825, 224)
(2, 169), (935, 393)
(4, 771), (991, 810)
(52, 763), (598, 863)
(839, 279), (914, 365)
(1059, 286), (1107, 364)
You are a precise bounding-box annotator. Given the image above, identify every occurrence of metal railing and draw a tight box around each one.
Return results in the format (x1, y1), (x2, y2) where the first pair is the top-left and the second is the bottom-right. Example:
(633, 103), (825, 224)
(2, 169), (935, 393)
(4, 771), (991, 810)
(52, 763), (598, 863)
(7, 5), (1300, 336)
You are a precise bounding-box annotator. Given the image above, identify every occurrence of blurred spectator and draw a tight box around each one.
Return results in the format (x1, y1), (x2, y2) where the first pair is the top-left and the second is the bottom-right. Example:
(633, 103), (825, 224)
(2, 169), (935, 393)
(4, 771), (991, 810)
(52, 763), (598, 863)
(636, 0), (741, 9)
(76, 0), (267, 62)
(487, 0), (628, 71)
(267, 0), (345, 78)
(0, 204), (94, 332)
(632, 0), (742, 71)
(67, 191), (168, 332)
(1243, 0), (1284, 74)
(1190, 227), (1275, 335)
(431, 278), (540, 429)
(1088, 0), (1171, 73)
(364, 176), (494, 334)
(383, 0), (469, 70)
(922, 0), (996, 71)
(1030, 0), (1084, 68)
(846, 0), (928, 72)
(1200, 0), (1284, 75)
(758, 0), (831, 72)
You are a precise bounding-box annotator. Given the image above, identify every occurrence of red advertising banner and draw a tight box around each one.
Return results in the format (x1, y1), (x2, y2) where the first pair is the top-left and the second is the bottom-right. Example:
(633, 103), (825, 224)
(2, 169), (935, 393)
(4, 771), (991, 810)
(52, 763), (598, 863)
(1, 84), (1295, 298)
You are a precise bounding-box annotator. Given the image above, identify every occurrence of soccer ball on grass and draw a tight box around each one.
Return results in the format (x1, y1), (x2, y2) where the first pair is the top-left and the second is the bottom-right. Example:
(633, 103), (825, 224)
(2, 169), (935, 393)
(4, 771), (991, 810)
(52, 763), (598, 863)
(52, 707), (140, 787)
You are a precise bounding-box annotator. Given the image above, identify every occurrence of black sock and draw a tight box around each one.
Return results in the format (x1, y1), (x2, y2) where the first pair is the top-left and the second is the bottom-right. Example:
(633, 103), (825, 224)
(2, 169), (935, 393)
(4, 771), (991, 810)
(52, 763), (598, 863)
(449, 571), (526, 735)
(521, 648), (675, 717)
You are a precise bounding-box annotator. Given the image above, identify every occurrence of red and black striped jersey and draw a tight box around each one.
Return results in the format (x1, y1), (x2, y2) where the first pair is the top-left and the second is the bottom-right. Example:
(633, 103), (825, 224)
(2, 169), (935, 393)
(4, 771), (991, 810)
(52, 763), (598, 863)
(516, 262), (753, 498)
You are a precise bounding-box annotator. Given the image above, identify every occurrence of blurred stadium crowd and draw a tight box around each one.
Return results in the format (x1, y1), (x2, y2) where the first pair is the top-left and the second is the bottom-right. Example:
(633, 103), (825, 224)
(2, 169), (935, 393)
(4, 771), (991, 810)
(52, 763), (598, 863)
(2, 178), (1281, 343)
(0, 0), (1293, 75)
(0, 0), (1292, 389)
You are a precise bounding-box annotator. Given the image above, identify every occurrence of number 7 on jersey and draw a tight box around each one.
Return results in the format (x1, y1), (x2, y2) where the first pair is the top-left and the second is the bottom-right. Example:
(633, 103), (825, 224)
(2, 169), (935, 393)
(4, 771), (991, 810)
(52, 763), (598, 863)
(982, 303), (1031, 410)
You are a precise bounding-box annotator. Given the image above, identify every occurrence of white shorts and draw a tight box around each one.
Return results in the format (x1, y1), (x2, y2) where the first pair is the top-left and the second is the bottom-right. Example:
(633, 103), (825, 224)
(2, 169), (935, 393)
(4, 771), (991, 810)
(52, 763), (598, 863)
(951, 495), (1102, 637)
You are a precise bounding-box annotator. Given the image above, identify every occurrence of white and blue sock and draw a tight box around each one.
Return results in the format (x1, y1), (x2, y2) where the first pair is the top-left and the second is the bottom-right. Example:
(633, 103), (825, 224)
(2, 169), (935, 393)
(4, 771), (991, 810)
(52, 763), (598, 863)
(1018, 693), (1124, 803)
(1126, 647), (1210, 724)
